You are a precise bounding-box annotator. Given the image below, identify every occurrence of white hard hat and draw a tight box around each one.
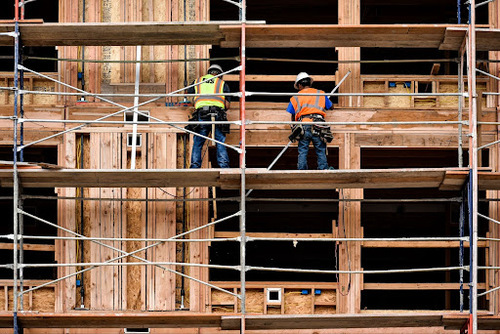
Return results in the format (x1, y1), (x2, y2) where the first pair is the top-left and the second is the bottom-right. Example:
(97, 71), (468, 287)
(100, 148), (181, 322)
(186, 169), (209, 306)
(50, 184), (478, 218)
(207, 64), (223, 74)
(294, 72), (313, 89)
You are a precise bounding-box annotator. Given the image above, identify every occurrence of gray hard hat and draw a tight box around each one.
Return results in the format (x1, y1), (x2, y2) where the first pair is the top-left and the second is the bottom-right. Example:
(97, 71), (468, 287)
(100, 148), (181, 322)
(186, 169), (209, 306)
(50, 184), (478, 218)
(207, 64), (223, 74)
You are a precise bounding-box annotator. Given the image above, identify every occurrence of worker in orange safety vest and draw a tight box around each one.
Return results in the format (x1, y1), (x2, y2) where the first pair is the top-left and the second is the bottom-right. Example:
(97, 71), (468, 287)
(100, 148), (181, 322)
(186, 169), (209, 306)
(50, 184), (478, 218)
(286, 72), (334, 170)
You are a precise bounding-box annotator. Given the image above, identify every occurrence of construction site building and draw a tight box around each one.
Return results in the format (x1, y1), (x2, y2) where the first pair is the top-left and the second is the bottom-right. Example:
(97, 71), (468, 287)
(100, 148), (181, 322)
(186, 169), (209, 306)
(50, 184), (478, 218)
(0, 0), (499, 333)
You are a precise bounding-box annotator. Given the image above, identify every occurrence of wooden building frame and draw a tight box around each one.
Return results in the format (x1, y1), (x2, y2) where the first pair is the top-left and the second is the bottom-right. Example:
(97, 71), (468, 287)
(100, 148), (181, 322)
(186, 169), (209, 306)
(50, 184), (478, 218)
(1, 0), (500, 333)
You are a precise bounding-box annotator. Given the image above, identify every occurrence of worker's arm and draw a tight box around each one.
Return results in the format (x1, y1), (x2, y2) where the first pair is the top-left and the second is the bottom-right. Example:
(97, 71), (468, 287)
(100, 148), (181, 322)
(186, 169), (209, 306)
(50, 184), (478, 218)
(325, 96), (334, 110)
(286, 101), (296, 118)
(186, 81), (196, 105)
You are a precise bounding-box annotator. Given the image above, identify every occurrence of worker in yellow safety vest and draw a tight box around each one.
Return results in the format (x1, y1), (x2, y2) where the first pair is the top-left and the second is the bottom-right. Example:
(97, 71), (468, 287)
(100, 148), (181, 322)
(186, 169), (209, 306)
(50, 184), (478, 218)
(286, 72), (334, 170)
(186, 64), (231, 168)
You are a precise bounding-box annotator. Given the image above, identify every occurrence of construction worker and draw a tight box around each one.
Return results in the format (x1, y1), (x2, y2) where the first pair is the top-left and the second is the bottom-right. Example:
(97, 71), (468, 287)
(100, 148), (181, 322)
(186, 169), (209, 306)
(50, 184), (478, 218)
(287, 72), (334, 170)
(186, 64), (231, 168)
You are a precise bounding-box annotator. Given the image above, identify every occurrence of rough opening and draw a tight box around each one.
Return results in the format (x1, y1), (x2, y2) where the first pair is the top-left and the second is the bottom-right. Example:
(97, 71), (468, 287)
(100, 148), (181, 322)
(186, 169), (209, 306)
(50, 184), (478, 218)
(210, 147), (339, 282)
(361, 148), (487, 310)
(0, 146), (57, 280)
(0, 0), (58, 72)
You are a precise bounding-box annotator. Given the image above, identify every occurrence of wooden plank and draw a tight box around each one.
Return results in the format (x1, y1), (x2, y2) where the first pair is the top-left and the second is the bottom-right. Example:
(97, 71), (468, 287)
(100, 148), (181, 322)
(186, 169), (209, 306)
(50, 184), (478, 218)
(0, 169), (222, 188)
(224, 74), (333, 82)
(211, 282), (337, 289)
(5, 22), (226, 46)
(0, 243), (55, 251)
(0, 23), (493, 50)
(214, 232), (334, 239)
(56, 132), (77, 312)
(0, 312), (222, 328)
(363, 283), (486, 290)
(362, 240), (487, 248)
(430, 63), (441, 75)
(443, 314), (500, 330)
(0, 167), (475, 190)
(220, 313), (444, 330)
(219, 168), (463, 190)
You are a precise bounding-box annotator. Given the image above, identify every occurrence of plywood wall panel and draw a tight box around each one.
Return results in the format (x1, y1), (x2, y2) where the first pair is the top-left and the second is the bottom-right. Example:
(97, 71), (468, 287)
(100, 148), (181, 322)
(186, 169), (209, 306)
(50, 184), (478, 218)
(144, 133), (177, 310)
(88, 132), (124, 310)
(56, 133), (77, 312)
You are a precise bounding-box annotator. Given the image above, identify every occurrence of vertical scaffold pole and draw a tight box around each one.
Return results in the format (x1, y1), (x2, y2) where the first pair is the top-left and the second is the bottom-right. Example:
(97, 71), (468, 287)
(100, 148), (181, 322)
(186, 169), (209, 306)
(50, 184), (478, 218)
(458, 53), (464, 167)
(12, 0), (20, 331)
(130, 45), (142, 170)
(466, 0), (479, 331)
(239, 0), (247, 332)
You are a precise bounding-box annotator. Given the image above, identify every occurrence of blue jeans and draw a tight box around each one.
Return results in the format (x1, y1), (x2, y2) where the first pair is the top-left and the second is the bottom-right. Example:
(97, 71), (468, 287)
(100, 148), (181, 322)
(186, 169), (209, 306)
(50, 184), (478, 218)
(190, 124), (229, 168)
(297, 125), (328, 170)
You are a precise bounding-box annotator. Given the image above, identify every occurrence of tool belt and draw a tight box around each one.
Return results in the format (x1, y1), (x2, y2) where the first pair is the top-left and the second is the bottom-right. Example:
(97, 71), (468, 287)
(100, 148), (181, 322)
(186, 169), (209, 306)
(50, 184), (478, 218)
(289, 124), (304, 142)
(185, 106), (229, 134)
(297, 114), (333, 143)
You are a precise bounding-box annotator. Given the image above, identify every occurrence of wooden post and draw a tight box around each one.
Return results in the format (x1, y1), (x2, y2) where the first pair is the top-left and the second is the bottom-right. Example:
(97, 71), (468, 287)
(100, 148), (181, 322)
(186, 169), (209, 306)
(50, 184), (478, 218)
(337, 0), (361, 108)
(337, 133), (362, 313)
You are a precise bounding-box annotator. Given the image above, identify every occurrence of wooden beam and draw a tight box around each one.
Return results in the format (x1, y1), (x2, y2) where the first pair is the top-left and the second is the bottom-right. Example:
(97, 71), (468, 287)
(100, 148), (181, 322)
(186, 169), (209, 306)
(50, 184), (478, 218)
(0, 279), (56, 287)
(362, 240), (487, 248)
(210, 281), (337, 289)
(0, 312), (222, 328)
(363, 283), (486, 290)
(214, 232), (334, 239)
(0, 243), (55, 252)
(430, 63), (441, 75)
(215, 233), (487, 248)
(224, 74), (333, 82)
(0, 167), (478, 190)
(0, 23), (491, 50)
(221, 314), (444, 330)
(443, 314), (500, 330)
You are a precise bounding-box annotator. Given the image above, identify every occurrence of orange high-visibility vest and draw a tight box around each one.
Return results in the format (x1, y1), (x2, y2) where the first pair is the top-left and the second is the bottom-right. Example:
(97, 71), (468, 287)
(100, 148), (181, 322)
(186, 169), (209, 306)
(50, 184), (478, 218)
(194, 74), (226, 109)
(290, 88), (327, 121)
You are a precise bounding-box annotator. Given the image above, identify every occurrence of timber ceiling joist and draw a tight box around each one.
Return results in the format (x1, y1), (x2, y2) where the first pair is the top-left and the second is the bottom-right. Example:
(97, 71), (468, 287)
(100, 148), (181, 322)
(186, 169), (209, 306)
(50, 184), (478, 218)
(0, 22), (495, 50)
(0, 167), (494, 190)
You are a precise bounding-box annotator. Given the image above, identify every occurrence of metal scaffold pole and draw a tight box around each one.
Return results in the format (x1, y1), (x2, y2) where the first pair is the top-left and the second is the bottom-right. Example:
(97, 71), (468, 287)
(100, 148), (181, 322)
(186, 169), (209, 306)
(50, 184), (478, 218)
(467, 0), (479, 331)
(239, 0), (247, 332)
(12, 0), (20, 332)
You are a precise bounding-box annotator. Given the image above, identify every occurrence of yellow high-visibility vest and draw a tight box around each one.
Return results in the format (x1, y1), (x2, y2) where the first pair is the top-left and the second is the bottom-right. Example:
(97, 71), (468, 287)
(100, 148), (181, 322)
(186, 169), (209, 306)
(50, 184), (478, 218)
(194, 74), (226, 109)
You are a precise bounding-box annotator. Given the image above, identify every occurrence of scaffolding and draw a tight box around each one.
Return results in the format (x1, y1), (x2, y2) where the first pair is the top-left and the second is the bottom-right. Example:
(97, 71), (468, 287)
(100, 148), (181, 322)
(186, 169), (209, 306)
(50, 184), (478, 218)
(2, 0), (499, 333)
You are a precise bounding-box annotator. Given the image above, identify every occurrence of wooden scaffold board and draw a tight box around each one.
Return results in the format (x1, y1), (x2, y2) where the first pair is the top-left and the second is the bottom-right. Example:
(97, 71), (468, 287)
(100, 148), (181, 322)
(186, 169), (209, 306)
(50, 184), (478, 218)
(0, 167), (495, 190)
(0, 23), (498, 50)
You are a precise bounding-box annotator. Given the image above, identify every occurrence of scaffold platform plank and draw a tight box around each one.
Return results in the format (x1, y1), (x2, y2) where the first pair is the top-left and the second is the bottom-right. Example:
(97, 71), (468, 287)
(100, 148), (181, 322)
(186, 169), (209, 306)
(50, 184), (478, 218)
(0, 312), (490, 330)
(0, 167), (482, 190)
(0, 312), (222, 328)
(0, 23), (495, 50)
(441, 170), (500, 191)
(443, 314), (500, 330)
(220, 314), (444, 330)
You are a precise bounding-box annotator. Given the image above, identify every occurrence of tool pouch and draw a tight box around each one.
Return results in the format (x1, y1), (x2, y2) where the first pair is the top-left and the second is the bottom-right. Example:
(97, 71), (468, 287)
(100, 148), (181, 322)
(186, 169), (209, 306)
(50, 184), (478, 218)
(185, 111), (200, 133)
(289, 124), (304, 142)
(217, 110), (230, 134)
(312, 119), (333, 143)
